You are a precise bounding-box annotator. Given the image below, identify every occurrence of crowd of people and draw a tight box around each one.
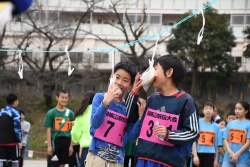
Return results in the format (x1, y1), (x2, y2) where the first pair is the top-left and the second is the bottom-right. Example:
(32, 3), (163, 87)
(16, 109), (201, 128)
(1, 54), (250, 167)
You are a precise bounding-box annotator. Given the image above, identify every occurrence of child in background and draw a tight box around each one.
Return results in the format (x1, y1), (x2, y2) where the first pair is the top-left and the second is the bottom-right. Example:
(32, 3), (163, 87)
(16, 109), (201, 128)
(192, 102), (222, 167)
(226, 110), (237, 123)
(216, 119), (226, 130)
(19, 110), (31, 167)
(222, 100), (250, 167)
(43, 89), (75, 167)
(71, 91), (96, 167)
(131, 54), (199, 167)
(85, 60), (145, 167)
(216, 118), (227, 167)
(124, 141), (136, 167)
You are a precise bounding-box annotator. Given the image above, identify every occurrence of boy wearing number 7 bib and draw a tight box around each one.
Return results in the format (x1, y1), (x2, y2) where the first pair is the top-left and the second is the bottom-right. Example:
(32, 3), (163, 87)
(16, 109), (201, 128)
(129, 54), (200, 167)
(85, 60), (145, 167)
(222, 100), (250, 167)
(192, 102), (222, 167)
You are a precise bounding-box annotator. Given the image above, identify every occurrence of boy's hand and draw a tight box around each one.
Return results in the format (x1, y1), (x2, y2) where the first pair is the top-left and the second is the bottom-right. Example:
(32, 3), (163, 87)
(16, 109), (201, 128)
(68, 145), (73, 156)
(131, 72), (143, 95)
(47, 146), (53, 156)
(103, 84), (121, 107)
(155, 125), (167, 140)
(18, 142), (22, 149)
(137, 98), (146, 119)
(193, 155), (200, 166)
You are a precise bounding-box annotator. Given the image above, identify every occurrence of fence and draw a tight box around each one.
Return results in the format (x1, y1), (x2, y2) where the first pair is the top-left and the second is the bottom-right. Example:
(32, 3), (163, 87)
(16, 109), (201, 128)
(0, 71), (250, 103)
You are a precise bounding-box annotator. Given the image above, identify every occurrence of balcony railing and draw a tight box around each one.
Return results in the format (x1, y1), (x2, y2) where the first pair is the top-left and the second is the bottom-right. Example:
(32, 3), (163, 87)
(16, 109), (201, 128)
(34, 0), (250, 10)
(5, 22), (172, 38)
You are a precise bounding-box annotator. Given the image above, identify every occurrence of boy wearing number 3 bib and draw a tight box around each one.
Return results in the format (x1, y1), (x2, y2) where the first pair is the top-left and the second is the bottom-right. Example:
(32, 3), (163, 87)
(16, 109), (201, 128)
(85, 60), (145, 167)
(192, 102), (222, 167)
(222, 100), (250, 167)
(130, 54), (200, 167)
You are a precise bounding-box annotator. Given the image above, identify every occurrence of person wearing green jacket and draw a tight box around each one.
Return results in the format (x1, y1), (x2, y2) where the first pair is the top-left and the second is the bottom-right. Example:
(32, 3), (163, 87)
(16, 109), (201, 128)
(71, 91), (96, 167)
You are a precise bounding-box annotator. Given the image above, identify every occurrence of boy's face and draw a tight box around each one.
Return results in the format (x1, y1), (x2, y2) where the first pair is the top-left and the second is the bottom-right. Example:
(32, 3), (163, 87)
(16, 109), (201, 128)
(56, 93), (68, 107)
(114, 69), (131, 96)
(153, 63), (167, 89)
(20, 113), (25, 121)
(13, 100), (19, 108)
(226, 115), (237, 122)
(212, 108), (218, 118)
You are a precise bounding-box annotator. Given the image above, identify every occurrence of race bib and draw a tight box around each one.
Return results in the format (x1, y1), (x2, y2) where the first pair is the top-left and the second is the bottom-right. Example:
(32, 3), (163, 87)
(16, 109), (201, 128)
(94, 109), (127, 147)
(139, 108), (179, 146)
(198, 130), (215, 146)
(228, 128), (246, 144)
(54, 118), (71, 132)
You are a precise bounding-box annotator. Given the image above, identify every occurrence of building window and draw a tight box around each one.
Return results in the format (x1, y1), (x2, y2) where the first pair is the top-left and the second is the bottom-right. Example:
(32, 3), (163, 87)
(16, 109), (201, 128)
(71, 52), (83, 63)
(124, 14), (136, 24)
(136, 14), (148, 24)
(162, 21), (174, 26)
(48, 12), (59, 22)
(149, 15), (161, 24)
(41, 12), (46, 21)
(246, 15), (250, 25)
(25, 52), (33, 60)
(94, 53), (109, 63)
(83, 54), (92, 64)
(21, 11), (39, 21)
(120, 54), (132, 61)
(231, 15), (244, 25)
(98, 19), (102, 24)
(232, 56), (242, 67)
(124, 14), (161, 25)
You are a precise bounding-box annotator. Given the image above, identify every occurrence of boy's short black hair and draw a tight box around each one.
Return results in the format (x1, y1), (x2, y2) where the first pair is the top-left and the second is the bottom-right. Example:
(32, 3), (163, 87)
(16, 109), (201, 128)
(19, 109), (25, 115)
(114, 59), (138, 84)
(6, 94), (18, 105)
(154, 54), (186, 87)
(226, 110), (236, 117)
(56, 89), (68, 97)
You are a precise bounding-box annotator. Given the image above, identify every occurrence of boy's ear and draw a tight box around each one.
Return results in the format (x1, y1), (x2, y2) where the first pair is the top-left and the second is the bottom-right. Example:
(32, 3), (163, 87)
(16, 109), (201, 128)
(166, 68), (173, 78)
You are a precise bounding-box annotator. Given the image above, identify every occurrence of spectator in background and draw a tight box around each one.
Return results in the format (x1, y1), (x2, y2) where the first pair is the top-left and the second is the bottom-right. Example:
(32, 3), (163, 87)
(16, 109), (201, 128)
(0, 93), (22, 167)
(226, 110), (237, 123)
(18, 110), (31, 167)
(124, 141), (136, 167)
(43, 89), (75, 167)
(71, 91), (96, 167)
(213, 106), (221, 122)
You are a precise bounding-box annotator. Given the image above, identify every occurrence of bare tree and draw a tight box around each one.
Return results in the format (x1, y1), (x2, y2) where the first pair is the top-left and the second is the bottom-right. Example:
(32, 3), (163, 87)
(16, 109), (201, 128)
(2, 0), (102, 107)
(0, 27), (8, 70)
(86, 0), (172, 97)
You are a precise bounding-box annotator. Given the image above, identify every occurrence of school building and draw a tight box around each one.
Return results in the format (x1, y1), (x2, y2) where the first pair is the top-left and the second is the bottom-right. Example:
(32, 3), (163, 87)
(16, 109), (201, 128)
(2, 0), (250, 72)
